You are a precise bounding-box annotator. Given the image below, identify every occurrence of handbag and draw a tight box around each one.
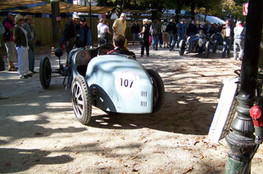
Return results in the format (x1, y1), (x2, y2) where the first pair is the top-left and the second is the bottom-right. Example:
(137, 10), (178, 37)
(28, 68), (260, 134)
(138, 33), (144, 39)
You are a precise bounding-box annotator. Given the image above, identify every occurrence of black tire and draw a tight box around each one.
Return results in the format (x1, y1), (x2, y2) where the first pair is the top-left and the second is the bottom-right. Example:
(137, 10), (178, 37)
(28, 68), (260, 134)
(179, 40), (185, 56)
(213, 40), (218, 53)
(147, 69), (165, 112)
(39, 57), (52, 89)
(71, 76), (92, 125)
(204, 41), (210, 58)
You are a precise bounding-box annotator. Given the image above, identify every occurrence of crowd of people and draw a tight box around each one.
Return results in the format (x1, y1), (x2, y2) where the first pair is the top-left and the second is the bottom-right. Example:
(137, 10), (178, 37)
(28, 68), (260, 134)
(0, 12), (246, 79)
(136, 18), (245, 59)
(117, 15), (245, 59)
(1, 13), (37, 79)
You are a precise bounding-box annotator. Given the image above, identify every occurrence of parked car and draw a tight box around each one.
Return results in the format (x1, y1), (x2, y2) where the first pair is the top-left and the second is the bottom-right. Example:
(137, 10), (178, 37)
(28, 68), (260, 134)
(179, 32), (212, 58)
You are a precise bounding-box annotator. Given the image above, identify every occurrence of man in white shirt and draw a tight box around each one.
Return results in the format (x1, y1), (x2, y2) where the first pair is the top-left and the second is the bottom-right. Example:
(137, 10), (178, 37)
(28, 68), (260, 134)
(97, 18), (110, 46)
(233, 21), (245, 60)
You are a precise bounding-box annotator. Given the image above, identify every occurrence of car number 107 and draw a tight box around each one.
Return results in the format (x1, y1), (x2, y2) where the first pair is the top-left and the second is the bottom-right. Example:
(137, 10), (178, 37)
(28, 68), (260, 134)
(115, 71), (139, 98)
(120, 78), (134, 88)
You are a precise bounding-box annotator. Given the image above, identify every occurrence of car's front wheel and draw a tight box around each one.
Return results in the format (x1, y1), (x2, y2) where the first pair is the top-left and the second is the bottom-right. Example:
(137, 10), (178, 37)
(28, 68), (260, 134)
(71, 76), (92, 125)
(39, 56), (52, 89)
(179, 40), (186, 56)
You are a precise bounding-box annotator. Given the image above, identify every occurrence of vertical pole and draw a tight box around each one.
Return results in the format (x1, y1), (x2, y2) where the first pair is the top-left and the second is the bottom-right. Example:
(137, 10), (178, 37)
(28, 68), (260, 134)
(51, 0), (60, 48)
(225, 0), (263, 173)
(89, 0), (92, 29)
(89, 0), (93, 47)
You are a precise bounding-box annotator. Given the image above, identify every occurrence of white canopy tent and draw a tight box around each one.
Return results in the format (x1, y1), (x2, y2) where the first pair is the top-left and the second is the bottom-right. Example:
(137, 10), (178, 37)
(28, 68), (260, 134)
(196, 14), (226, 24)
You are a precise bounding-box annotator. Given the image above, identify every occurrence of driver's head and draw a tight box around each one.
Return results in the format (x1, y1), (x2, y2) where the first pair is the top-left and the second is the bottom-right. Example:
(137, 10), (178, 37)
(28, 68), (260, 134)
(113, 34), (125, 48)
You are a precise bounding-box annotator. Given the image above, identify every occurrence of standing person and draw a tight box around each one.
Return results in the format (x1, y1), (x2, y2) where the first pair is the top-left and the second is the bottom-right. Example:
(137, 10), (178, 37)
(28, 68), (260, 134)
(112, 13), (127, 37)
(221, 19), (232, 58)
(112, 13), (127, 47)
(199, 21), (209, 35)
(233, 21), (245, 60)
(75, 17), (92, 48)
(150, 19), (162, 50)
(166, 19), (177, 51)
(63, 13), (80, 54)
(0, 20), (6, 71)
(23, 15), (36, 73)
(176, 19), (187, 47)
(131, 20), (140, 45)
(3, 12), (17, 71)
(97, 18), (103, 46)
(14, 14), (31, 79)
(161, 20), (169, 49)
(139, 19), (150, 57)
(97, 18), (110, 46)
(186, 20), (198, 37)
(107, 34), (135, 59)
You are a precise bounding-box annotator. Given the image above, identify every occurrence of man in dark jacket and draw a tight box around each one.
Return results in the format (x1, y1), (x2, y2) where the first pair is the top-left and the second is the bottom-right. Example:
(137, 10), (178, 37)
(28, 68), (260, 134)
(75, 17), (92, 48)
(186, 20), (198, 37)
(131, 20), (140, 45)
(63, 14), (80, 54)
(166, 19), (177, 51)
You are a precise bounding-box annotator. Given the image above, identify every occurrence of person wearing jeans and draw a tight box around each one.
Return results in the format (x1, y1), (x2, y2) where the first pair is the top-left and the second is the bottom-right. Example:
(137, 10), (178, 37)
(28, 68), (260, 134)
(233, 21), (245, 60)
(221, 20), (232, 58)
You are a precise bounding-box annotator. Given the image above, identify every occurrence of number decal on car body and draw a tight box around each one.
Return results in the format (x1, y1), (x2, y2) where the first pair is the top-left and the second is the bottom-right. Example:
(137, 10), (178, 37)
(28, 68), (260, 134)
(115, 71), (139, 98)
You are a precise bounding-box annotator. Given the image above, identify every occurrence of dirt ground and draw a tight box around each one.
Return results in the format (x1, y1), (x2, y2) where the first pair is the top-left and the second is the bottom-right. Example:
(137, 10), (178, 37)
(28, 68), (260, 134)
(1, 44), (263, 174)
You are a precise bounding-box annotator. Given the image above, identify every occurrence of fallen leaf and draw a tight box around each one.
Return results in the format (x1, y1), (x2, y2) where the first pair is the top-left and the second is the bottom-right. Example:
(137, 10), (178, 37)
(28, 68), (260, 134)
(183, 166), (194, 174)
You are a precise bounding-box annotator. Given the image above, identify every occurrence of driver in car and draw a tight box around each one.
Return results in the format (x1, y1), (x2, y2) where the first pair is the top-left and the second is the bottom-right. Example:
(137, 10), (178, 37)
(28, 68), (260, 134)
(107, 34), (136, 59)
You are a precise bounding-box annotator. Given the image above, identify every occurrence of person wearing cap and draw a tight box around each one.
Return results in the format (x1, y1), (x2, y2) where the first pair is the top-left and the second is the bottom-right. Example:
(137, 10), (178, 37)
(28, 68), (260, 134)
(75, 17), (92, 48)
(112, 13), (126, 37)
(3, 12), (17, 71)
(233, 21), (245, 60)
(63, 13), (80, 54)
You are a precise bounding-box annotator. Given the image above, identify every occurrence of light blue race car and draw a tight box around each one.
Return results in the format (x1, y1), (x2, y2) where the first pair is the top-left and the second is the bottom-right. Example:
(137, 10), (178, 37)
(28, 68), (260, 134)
(39, 45), (165, 125)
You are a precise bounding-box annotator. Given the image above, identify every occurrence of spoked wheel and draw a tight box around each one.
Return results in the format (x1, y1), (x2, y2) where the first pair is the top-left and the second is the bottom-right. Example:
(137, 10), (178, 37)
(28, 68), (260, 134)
(71, 76), (92, 125)
(39, 56), (52, 89)
(179, 40), (186, 56)
(147, 69), (165, 112)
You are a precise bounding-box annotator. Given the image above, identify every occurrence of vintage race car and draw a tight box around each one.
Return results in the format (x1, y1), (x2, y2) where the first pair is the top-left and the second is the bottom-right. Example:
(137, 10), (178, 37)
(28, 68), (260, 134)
(179, 33), (211, 58)
(39, 45), (165, 125)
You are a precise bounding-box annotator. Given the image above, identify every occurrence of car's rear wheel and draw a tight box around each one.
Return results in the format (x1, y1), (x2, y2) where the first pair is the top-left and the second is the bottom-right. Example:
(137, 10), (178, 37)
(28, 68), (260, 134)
(147, 69), (165, 112)
(71, 76), (92, 125)
(39, 56), (52, 89)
